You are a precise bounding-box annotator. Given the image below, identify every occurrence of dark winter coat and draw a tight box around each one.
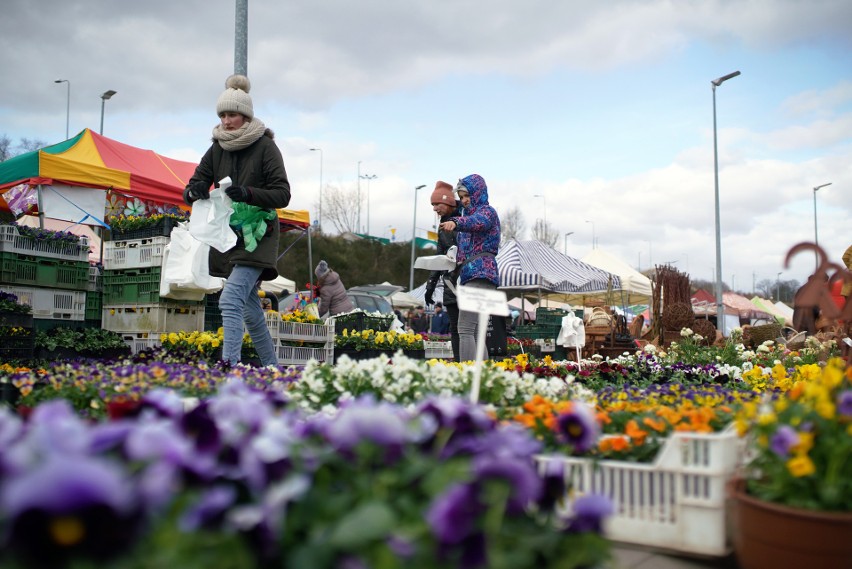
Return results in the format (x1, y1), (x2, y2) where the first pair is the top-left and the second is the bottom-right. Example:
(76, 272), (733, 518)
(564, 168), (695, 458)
(425, 202), (461, 305)
(184, 130), (291, 281)
(450, 174), (500, 286)
(317, 270), (354, 317)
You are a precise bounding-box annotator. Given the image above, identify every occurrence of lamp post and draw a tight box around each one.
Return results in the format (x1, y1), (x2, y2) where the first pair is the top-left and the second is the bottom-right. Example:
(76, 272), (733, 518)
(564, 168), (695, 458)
(356, 161), (362, 233)
(711, 70), (741, 323)
(409, 184), (427, 291)
(813, 182), (831, 268)
(776, 272), (782, 302)
(361, 174), (377, 236)
(563, 231), (574, 255)
(533, 193), (547, 225)
(309, 148), (323, 231)
(585, 220), (595, 250)
(54, 79), (70, 139)
(99, 90), (117, 135)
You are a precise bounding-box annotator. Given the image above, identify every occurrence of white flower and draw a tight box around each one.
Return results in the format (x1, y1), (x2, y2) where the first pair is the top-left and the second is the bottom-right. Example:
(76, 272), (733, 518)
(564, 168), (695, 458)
(681, 328), (694, 337)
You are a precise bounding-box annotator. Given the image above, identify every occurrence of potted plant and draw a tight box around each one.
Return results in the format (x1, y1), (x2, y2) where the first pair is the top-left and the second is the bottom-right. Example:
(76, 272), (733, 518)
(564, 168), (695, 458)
(34, 328), (131, 360)
(730, 356), (852, 568)
(0, 291), (33, 329)
(334, 329), (424, 362)
(106, 212), (189, 240)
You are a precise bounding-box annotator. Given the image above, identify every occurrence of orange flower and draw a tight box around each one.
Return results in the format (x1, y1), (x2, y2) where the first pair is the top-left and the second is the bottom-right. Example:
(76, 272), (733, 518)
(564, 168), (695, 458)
(642, 417), (667, 433)
(625, 420), (647, 446)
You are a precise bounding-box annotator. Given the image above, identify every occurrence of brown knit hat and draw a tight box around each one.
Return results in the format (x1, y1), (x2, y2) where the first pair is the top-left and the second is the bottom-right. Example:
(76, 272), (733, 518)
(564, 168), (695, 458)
(430, 181), (454, 205)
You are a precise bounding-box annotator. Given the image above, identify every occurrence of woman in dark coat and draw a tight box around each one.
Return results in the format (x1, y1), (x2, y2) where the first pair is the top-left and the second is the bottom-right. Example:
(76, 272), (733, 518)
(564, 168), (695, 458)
(184, 74), (291, 366)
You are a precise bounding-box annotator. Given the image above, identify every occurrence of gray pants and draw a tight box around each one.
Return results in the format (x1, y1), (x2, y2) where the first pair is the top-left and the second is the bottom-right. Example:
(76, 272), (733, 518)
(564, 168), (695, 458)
(456, 279), (497, 362)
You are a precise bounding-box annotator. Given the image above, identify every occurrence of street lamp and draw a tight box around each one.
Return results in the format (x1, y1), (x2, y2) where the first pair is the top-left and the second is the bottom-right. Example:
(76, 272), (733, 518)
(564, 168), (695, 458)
(563, 231), (574, 255)
(711, 70), (741, 323)
(356, 161), (362, 233)
(776, 272), (782, 302)
(585, 220), (595, 250)
(409, 184), (427, 291)
(54, 79), (70, 139)
(99, 90), (117, 135)
(361, 174), (377, 236)
(813, 182), (831, 268)
(309, 148), (323, 231)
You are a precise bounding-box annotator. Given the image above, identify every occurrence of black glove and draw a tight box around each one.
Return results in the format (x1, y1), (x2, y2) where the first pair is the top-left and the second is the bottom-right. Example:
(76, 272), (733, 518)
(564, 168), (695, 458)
(424, 285), (435, 306)
(225, 185), (252, 203)
(187, 181), (210, 201)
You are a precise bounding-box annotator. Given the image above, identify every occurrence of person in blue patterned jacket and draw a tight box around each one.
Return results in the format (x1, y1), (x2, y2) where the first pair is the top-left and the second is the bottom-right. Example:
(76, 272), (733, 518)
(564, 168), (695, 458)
(438, 174), (501, 362)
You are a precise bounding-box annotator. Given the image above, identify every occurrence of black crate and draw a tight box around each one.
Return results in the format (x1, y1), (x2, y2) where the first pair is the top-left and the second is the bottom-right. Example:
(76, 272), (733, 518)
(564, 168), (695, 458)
(333, 312), (394, 334)
(0, 332), (34, 361)
(204, 292), (222, 332)
(109, 217), (183, 242)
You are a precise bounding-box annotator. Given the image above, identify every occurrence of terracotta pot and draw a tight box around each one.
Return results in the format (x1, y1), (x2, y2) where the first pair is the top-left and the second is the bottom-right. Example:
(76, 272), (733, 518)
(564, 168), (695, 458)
(728, 477), (852, 569)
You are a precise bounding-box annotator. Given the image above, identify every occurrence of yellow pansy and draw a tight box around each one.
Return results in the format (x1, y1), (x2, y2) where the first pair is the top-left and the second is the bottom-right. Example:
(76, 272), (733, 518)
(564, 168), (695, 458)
(786, 454), (815, 478)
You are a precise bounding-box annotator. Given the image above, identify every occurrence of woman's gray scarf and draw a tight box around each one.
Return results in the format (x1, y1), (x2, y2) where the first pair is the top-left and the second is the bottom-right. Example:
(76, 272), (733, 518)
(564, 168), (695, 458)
(212, 118), (267, 151)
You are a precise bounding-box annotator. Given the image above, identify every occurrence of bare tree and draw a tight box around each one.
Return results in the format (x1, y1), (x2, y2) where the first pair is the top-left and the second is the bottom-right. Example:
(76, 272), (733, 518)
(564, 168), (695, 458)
(531, 218), (559, 248)
(0, 135), (46, 162)
(0, 135), (11, 162)
(322, 184), (361, 234)
(500, 205), (526, 243)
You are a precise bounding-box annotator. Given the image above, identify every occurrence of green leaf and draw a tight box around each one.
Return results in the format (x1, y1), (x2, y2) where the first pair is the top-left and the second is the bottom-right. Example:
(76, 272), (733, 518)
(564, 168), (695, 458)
(327, 501), (396, 548)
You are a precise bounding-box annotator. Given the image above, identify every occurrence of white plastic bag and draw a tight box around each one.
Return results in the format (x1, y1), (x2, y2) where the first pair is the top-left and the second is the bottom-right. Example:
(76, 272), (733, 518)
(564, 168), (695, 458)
(160, 222), (225, 300)
(188, 176), (238, 253)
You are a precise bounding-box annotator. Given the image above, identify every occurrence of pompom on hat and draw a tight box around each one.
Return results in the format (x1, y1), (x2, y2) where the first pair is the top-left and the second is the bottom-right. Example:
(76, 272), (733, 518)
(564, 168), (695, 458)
(216, 74), (254, 119)
(430, 181), (455, 205)
(315, 260), (330, 278)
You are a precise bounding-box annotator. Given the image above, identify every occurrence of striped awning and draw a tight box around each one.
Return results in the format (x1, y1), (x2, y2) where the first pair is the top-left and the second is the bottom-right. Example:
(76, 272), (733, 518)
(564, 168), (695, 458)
(497, 239), (618, 294)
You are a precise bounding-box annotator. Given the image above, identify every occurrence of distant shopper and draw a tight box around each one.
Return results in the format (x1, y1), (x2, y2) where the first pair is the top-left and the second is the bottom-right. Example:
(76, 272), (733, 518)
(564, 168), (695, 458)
(430, 303), (450, 334)
(315, 260), (354, 318)
(439, 174), (501, 362)
(409, 306), (430, 334)
(425, 180), (462, 358)
(183, 74), (291, 367)
(843, 244), (852, 303)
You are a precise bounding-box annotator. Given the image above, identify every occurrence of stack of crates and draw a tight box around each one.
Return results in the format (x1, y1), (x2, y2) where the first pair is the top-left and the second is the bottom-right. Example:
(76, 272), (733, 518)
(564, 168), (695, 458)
(264, 312), (334, 365)
(0, 224), (91, 332)
(102, 234), (204, 353)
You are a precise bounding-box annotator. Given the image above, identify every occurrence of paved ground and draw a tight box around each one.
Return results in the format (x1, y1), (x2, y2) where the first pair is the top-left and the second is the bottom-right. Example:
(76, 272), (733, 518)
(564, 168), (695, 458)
(610, 544), (741, 569)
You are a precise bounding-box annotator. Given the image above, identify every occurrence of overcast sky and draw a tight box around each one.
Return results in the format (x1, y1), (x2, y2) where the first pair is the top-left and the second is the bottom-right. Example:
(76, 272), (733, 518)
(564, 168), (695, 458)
(2, 0), (850, 290)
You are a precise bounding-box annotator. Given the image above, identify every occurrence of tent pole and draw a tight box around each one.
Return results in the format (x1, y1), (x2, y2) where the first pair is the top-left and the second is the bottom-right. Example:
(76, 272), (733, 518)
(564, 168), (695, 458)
(307, 225), (314, 297)
(36, 185), (45, 229)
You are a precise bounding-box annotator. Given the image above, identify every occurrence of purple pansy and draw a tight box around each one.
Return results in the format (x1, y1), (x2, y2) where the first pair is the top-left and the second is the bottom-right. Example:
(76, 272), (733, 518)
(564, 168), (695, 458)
(838, 390), (852, 417)
(555, 403), (599, 453)
(769, 425), (799, 458)
(567, 494), (614, 533)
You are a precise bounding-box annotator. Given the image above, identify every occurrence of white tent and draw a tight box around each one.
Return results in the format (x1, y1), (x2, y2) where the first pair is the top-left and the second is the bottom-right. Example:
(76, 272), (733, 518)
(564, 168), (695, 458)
(580, 248), (652, 304)
(261, 275), (296, 296)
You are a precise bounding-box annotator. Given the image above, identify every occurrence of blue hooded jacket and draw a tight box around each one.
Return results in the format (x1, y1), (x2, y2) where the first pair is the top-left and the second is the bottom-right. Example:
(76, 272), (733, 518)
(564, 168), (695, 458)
(452, 174), (500, 286)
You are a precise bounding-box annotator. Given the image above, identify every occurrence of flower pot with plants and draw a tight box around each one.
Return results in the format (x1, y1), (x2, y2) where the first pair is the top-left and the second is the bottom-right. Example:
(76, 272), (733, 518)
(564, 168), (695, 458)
(730, 357), (852, 569)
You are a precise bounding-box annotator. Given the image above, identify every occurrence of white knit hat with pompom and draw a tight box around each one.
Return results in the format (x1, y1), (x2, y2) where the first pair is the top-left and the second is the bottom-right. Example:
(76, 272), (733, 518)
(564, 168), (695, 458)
(216, 74), (253, 119)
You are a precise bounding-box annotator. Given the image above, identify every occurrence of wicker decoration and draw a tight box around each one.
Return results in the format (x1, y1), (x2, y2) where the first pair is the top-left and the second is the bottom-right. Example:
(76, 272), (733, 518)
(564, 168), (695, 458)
(661, 302), (694, 331)
(744, 322), (782, 347)
(586, 307), (612, 328)
(691, 318), (716, 346)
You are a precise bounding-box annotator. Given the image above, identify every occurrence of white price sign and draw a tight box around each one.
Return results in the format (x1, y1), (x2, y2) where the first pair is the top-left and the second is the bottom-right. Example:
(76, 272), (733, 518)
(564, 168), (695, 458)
(456, 285), (509, 316)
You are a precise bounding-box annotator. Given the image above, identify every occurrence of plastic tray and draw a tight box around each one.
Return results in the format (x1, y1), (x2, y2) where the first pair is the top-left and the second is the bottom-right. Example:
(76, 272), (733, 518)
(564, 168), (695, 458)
(118, 332), (163, 354)
(0, 284), (85, 321)
(277, 343), (334, 366)
(0, 252), (89, 291)
(535, 427), (744, 556)
(424, 340), (453, 359)
(102, 302), (205, 334)
(0, 224), (90, 262)
(103, 236), (169, 270)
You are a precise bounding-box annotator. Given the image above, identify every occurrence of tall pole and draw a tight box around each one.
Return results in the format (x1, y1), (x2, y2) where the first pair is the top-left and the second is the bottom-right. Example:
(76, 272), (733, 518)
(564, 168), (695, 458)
(234, 0), (248, 75)
(776, 272), (782, 302)
(310, 148), (323, 231)
(813, 182), (831, 269)
(356, 161), (362, 234)
(711, 70), (740, 325)
(54, 79), (70, 139)
(99, 90), (117, 135)
(361, 174), (377, 236)
(409, 184), (426, 291)
(563, 231), (574, 255)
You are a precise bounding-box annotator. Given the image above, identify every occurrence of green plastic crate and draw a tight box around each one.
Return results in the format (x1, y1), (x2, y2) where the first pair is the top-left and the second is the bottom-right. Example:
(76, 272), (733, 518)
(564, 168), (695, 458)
(514, 324), (560, 340)
(536, 307), (568, 327)
(86, 291), (103, 321)
(103, 267), (201, 305)
(0, 252), (89, 291)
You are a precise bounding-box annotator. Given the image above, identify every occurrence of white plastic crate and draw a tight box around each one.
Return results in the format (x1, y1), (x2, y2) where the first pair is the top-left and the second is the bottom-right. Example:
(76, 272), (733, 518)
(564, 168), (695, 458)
(103, 302), (205, 333)
(277, 343), (334, 366)
(0, 284), (85, 320)
(424, 340), (454, 359)
(103, 236), (169, 270)
(119, 332), (162, 354)
(87, 265), (103, 292)
(279, 320), (333, 343)
(535, 427), (743, 557)
(0, 224), (90, 262)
